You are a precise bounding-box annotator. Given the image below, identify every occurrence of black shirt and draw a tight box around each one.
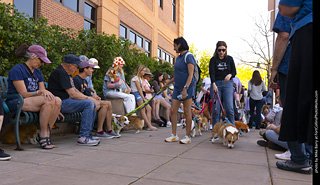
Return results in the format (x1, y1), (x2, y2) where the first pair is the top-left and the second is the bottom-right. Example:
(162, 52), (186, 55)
(48, 65), (73, 100)
(209, 55), (236, 83)
(73, 75), (93, 96)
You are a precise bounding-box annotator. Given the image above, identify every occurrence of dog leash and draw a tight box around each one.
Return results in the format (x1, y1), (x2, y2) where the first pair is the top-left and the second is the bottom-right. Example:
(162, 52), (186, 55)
(125, 88), (164, 116)
(213, 91), (230, 123)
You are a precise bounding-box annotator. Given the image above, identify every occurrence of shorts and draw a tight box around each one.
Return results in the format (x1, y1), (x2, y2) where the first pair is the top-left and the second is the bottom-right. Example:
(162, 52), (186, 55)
(132, 91), (143, 103)
(172, 86), (195, 101)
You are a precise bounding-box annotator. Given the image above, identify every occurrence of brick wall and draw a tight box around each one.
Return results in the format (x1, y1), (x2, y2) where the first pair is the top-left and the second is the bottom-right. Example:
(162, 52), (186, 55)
(158, 34), (175, 57)
(158, 0), (178, 34)
(38, 0), (84, 31)
(119, 3), (152, 40)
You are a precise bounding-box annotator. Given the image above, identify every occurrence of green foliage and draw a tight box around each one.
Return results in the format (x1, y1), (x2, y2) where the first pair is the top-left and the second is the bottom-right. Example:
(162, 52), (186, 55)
(0, 2), (173, 94)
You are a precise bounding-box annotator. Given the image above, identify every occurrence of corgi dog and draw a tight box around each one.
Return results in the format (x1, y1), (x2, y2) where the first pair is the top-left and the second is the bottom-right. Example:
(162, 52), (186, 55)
(198, 114), (209, 132)
(127, 116), (144, 134)
(182, 118), (196, 137)
(1, 124), (39, 144)
(235, 121), (249, 136)
(112, 114), (130, 136)
(106, 68), (120, 83)
(211, 121), (239, 148)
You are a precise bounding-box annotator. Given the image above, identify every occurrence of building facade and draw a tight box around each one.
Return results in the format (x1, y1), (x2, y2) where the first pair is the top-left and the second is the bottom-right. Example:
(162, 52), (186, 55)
(2, 0), (184, 64)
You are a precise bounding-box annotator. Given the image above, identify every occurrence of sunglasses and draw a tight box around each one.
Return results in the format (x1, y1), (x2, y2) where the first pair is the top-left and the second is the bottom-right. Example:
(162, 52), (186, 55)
(218, 49), (226, 52)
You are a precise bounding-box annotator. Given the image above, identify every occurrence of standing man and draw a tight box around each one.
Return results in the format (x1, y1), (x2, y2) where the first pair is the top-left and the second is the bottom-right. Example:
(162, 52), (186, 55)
(48, 54), (100, 146)
(276, 0), (313, 174)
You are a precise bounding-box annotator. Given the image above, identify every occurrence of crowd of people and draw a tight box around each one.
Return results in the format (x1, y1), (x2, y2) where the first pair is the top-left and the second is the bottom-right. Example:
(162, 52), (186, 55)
(0, 0), (314, 175)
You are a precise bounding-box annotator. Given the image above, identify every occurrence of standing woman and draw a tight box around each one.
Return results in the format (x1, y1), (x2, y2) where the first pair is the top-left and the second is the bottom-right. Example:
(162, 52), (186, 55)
(164, 37), (196, 144)
(209, 41), (236, 126)
(5, 44), (62, 149)
(248, 70), (267, 129)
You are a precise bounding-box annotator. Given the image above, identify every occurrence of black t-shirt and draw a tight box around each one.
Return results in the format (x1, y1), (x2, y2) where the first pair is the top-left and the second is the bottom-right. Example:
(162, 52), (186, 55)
(48, 65), (73, 100)
(73, 75), (93, 96)
(209, 55), (236, 83)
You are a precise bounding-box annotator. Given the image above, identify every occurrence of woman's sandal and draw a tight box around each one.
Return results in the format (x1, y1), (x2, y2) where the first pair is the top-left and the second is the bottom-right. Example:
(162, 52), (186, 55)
(36, 133), (54, 149)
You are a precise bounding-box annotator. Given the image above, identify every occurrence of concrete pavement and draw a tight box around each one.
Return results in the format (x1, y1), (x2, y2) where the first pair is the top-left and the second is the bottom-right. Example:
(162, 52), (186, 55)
(0, 126), (313, 185)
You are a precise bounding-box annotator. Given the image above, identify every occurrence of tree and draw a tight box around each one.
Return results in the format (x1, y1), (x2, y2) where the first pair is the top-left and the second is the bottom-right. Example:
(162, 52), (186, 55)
(237, 14), (273, 87)
(236, 64), (267, 89)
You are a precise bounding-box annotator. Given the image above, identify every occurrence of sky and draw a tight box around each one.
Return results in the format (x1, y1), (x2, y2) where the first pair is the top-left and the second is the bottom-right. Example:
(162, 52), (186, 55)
(183, 0), (270, 64)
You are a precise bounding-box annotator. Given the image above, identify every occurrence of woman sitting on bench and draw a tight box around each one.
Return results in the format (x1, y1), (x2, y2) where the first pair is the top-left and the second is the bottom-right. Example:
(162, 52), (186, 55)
(5, 44), (62, 149)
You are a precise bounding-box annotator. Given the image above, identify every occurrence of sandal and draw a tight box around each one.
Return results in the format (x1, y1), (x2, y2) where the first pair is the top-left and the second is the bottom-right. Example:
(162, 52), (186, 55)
(36, 133), (54, 149)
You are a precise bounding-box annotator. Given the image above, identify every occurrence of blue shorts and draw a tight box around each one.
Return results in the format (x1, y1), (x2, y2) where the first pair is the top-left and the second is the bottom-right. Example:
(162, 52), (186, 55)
(132, 91), (143, 102)
(172, 86), (195, 101)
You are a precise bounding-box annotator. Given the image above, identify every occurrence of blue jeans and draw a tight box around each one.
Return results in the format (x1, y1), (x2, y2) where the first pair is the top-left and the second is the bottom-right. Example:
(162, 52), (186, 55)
(248, 97), (263, 127)
(287, 141), (313, 164)
(210, 80), (234, 126)
(61, 98), (96, 137)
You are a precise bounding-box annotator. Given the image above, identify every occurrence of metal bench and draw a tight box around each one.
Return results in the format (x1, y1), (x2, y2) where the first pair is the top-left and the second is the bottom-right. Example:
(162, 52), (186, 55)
(0, 76), (83, 150)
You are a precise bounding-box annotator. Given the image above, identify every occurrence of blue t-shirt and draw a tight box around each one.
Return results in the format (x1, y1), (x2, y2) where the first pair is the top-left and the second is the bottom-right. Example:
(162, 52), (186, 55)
(272, 12), (293, 75)
(7, 63), (44, 99)
(279, 0), (312, 38)
(173, 51), (196, 92)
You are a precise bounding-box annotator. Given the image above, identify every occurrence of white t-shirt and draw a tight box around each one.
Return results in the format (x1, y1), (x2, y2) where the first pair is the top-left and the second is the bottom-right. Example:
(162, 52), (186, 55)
(131, 76), (143, 93)
(248, 81), (267, 100)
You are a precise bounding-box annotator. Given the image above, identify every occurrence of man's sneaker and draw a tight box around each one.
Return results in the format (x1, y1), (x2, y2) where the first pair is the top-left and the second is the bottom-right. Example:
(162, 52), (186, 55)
(94, 131), (114, 139)
(0, 148), (11, 161)
(77, 136), (100, 146)
(107, 130), (121, 138)
(165, 134), (179, 142)
(275, 150), (291, 160)
(276, 160), (312, 174)
(179, 135), (191, 144)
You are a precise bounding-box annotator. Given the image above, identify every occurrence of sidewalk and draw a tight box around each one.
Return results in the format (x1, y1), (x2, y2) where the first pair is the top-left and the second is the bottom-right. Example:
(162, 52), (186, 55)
(0, 126), (312, 185)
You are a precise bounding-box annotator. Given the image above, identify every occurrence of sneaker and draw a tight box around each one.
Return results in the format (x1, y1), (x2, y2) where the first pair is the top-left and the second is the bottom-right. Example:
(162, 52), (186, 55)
(166, 121), (172, 127)
(179, 135), (191, 144)
(276, 160), (312, 174)
(0, 148), (11, 161)
(164, 134), (179, 142)
(178, 108), (184, 114)
(77, 136), (100, 146)
(275, 150), (291, 160)
(107, 130), (121, 138)
(89, 133), (101, 141)
(94, 131), (114, 139)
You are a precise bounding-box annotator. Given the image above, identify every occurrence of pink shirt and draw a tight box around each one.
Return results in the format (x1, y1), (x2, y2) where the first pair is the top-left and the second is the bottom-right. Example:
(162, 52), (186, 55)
(144, 79), (152, 99)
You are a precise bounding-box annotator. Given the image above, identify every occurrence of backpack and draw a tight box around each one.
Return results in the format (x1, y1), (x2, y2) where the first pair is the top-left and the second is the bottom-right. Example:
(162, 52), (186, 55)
(184, 52), (202, 84)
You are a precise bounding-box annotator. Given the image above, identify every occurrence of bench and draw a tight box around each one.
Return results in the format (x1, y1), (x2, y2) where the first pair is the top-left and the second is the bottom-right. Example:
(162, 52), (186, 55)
(0, 76), (83, 151)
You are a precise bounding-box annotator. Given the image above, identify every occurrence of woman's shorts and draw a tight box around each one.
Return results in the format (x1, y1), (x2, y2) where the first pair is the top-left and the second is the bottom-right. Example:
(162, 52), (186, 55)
(132, 91), (143, 103)
(172, 86), (195, 101)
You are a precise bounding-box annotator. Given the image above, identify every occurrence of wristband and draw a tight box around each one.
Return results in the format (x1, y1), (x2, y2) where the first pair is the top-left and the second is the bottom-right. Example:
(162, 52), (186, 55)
(33, 91), (36, 96)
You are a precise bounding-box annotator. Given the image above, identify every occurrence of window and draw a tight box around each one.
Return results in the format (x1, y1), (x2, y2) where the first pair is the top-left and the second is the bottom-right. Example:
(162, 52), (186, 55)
(172, 0), (176, 22)
(14, 0), (35, 18)
(84, 2), (96, 30)
(158, 47), (174, 64)
(120, 25), (127, 38)
(159, 0), (163, 9)
(130, 31), (136, 44)
(64, 0), (79, 12)
(53, 0), (96, 31)
(120, 24), (151, 57)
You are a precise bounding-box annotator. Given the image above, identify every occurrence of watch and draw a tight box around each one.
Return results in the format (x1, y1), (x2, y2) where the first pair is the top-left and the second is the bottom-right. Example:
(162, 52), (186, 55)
(184, 85), (188, 90)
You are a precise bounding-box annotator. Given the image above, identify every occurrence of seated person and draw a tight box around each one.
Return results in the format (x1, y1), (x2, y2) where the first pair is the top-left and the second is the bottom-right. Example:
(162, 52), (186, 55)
(73, 58), (120, 138)
(102, 57), (135, 114)
(131, 65), (157, 131)
(151, 72), (171, 126)
(6, 44), (62, 149)
(48, 54), (100, 146)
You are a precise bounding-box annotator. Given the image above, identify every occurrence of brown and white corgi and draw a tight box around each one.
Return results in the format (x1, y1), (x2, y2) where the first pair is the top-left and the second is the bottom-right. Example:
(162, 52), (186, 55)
(211, 121), (239, 148)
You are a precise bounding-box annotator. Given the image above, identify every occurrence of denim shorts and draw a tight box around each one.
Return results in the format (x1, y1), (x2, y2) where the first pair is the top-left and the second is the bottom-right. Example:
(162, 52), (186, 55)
(132, 91), (143, 102)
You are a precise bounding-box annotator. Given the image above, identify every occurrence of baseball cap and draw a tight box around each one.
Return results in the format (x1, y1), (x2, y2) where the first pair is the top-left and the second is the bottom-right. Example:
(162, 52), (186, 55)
(79, 55), (89, 62)
(28, 45), (51, 63)
(64, 54), (83, 67)
(88, 58), (100, 69)
(81, 61), (96, 68)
